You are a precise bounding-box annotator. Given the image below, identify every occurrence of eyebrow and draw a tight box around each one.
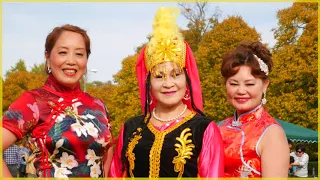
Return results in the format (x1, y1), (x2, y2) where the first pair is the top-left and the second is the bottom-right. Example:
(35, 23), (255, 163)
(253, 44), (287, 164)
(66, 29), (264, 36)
(154, 68), (182, 73)
(228, 79), (256, 82)
(57, 46), (86, 50)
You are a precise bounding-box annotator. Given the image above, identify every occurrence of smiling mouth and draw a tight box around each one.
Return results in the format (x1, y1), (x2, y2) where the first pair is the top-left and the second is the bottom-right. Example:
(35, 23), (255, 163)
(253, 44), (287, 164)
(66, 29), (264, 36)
(63, 69), (77, 75)
(63, 69), (77, 73)
(235, 98), (250, 103)
(162, 91), (176, 96)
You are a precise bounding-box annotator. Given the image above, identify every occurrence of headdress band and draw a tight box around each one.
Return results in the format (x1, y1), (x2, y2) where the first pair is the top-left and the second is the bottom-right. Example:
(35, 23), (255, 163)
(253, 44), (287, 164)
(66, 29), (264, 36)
(145, 40), (186, 71)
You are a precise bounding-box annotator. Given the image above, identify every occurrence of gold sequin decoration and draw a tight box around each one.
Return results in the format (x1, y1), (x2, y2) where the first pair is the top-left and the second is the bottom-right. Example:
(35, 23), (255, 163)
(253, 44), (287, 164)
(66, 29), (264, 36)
(147, 112), (196, 178)
(172, 128), (195, 178)
(125, 128), (142, 177)
(145, 40), (186, 72)
(151, 62), (184, 80)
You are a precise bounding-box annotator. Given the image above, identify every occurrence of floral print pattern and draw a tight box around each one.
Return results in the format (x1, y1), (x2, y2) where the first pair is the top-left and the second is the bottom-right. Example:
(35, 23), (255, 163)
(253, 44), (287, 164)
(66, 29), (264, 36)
(2, 75), (113, 178)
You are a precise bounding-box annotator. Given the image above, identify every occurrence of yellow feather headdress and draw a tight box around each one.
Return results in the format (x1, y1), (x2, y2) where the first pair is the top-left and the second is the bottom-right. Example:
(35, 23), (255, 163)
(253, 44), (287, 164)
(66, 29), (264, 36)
(145, 7), (186, 72)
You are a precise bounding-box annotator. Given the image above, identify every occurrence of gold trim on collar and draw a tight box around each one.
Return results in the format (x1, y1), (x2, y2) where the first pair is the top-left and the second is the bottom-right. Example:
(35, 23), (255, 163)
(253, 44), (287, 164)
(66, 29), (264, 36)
(147, 112), (196, 178)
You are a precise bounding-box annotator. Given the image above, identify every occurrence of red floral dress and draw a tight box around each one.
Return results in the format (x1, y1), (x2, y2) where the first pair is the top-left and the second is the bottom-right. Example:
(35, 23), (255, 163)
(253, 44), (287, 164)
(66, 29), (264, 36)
(218, 105), (281, 177)
(2, 75), (113, 178)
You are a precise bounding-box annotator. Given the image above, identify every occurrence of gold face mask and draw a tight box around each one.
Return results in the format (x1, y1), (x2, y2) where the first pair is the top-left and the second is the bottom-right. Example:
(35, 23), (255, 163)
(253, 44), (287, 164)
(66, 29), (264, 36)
(151, 62), (183, 80)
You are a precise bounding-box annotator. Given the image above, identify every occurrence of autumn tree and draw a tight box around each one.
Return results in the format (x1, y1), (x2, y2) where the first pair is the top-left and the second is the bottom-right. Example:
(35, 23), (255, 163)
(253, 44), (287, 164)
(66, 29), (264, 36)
(107, 54), (142, 136)
(268, 2), (318, 130)
(3, 60), (47, 112)
(196, 16), (261, 121)
(179, 1), (220, 52)
(30, 63), (46, 75)
(3, 71), (47, 112)
(5, 59), (27, 77)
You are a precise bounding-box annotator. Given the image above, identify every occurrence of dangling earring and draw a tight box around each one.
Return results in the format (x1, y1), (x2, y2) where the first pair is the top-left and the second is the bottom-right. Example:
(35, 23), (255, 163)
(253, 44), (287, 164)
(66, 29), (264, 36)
(183, 89), (190, 100)
(47, 67), (52, 74)
(148, 92), (153, 105)
(148, 97), (153, 105)
(262, 92), (267, 105)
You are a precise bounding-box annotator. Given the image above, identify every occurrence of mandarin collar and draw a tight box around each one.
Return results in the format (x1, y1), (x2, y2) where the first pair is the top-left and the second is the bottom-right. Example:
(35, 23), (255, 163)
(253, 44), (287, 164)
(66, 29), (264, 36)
(42, 74), (84, 98)
(232, 104), (264, 127)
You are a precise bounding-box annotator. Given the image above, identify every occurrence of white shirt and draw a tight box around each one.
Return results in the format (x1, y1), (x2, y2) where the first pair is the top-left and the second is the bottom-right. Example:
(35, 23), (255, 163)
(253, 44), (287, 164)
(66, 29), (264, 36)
(290, 152), (309, 177)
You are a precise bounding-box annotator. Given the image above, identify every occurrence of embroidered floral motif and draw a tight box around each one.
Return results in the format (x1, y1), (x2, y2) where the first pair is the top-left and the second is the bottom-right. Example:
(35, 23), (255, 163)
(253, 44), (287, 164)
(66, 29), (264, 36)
(49, 98), (101, 138)
(2, 75), (112, 178)
(85, 149), (103, 178)
(46, 139), (78, 178)
(172, 128), (195, 177)
(90, 162), (102, 178)
(237, 160), (254, 178)
(85, 149), (101, 166)
(52, 163), (72, 178)
(27, 102), (39, 120)
(126, 128), (142, 177)
(83, 122), (99, 138)
(60, 152), (78, 169)
(71, 122), (88, 137)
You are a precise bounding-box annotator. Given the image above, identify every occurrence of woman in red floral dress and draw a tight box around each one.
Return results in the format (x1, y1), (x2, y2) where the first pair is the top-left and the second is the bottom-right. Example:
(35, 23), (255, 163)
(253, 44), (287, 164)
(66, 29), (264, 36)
(218, 41), (289, 177)
(2, 24), (113, 178)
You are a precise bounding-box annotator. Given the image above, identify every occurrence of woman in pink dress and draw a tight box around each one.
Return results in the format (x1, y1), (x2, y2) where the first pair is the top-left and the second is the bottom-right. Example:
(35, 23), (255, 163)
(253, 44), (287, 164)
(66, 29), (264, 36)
(2, 24), (113, 178)
(218, 41), (289, 177)
(108, 7), (224, 178)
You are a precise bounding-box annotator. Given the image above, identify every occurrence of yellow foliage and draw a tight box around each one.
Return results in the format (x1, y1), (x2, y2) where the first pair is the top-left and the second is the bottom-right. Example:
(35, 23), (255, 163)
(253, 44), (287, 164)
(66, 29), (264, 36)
(269, 2), (318, 131)
(109, 54), (142, 137)
(3, 71), (47, 112)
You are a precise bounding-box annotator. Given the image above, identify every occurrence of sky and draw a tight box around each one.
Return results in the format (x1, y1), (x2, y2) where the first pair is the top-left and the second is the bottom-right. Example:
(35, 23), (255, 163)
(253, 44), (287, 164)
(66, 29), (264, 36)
(2, 2), (293, 83)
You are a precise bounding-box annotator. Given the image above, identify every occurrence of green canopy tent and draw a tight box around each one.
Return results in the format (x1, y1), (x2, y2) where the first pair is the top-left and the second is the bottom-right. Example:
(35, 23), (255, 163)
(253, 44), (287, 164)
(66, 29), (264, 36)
(275, 118), (318, 143)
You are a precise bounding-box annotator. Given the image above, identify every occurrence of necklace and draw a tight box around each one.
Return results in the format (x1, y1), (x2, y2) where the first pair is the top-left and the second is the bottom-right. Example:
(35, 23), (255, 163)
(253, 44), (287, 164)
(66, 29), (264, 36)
(152, 104), (187, 122)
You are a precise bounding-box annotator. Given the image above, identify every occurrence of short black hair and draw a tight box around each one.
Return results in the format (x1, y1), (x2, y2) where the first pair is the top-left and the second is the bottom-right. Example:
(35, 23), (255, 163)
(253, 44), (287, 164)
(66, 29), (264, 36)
(295, 143), (306, 152)
(290, 156), (295, 163)
(287, 139), (293, 145)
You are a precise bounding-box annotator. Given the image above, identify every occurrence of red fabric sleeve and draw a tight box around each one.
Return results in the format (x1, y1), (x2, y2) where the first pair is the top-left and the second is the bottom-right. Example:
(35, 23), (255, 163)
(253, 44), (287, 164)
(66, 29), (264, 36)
(198, 121), (225, 177)
(2, 92), (39, 139)
(108, 124), (125, 177)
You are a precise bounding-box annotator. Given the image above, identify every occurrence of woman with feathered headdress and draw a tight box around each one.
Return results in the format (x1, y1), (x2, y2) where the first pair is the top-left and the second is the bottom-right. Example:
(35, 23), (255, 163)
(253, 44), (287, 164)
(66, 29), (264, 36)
(108, 7), (224, 178)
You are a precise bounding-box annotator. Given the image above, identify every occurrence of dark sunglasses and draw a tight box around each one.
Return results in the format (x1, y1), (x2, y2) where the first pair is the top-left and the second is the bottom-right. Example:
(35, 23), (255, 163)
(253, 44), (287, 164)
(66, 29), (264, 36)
(296, 151), (302, 153)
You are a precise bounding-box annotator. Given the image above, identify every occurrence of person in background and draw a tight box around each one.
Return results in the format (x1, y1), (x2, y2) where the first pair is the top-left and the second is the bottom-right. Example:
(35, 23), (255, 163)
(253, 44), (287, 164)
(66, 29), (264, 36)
(288, 139), (293, 152)
(289, 155), (297, 177)
(24, 139), (39, 178)
(218, 41), (289, 177)
(109, 7), (224, 178)
(290, 143), (309, 177)
(2, 24), (113, 178)
(3, 144), (22, 177)
(18, 140), (30, 177)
